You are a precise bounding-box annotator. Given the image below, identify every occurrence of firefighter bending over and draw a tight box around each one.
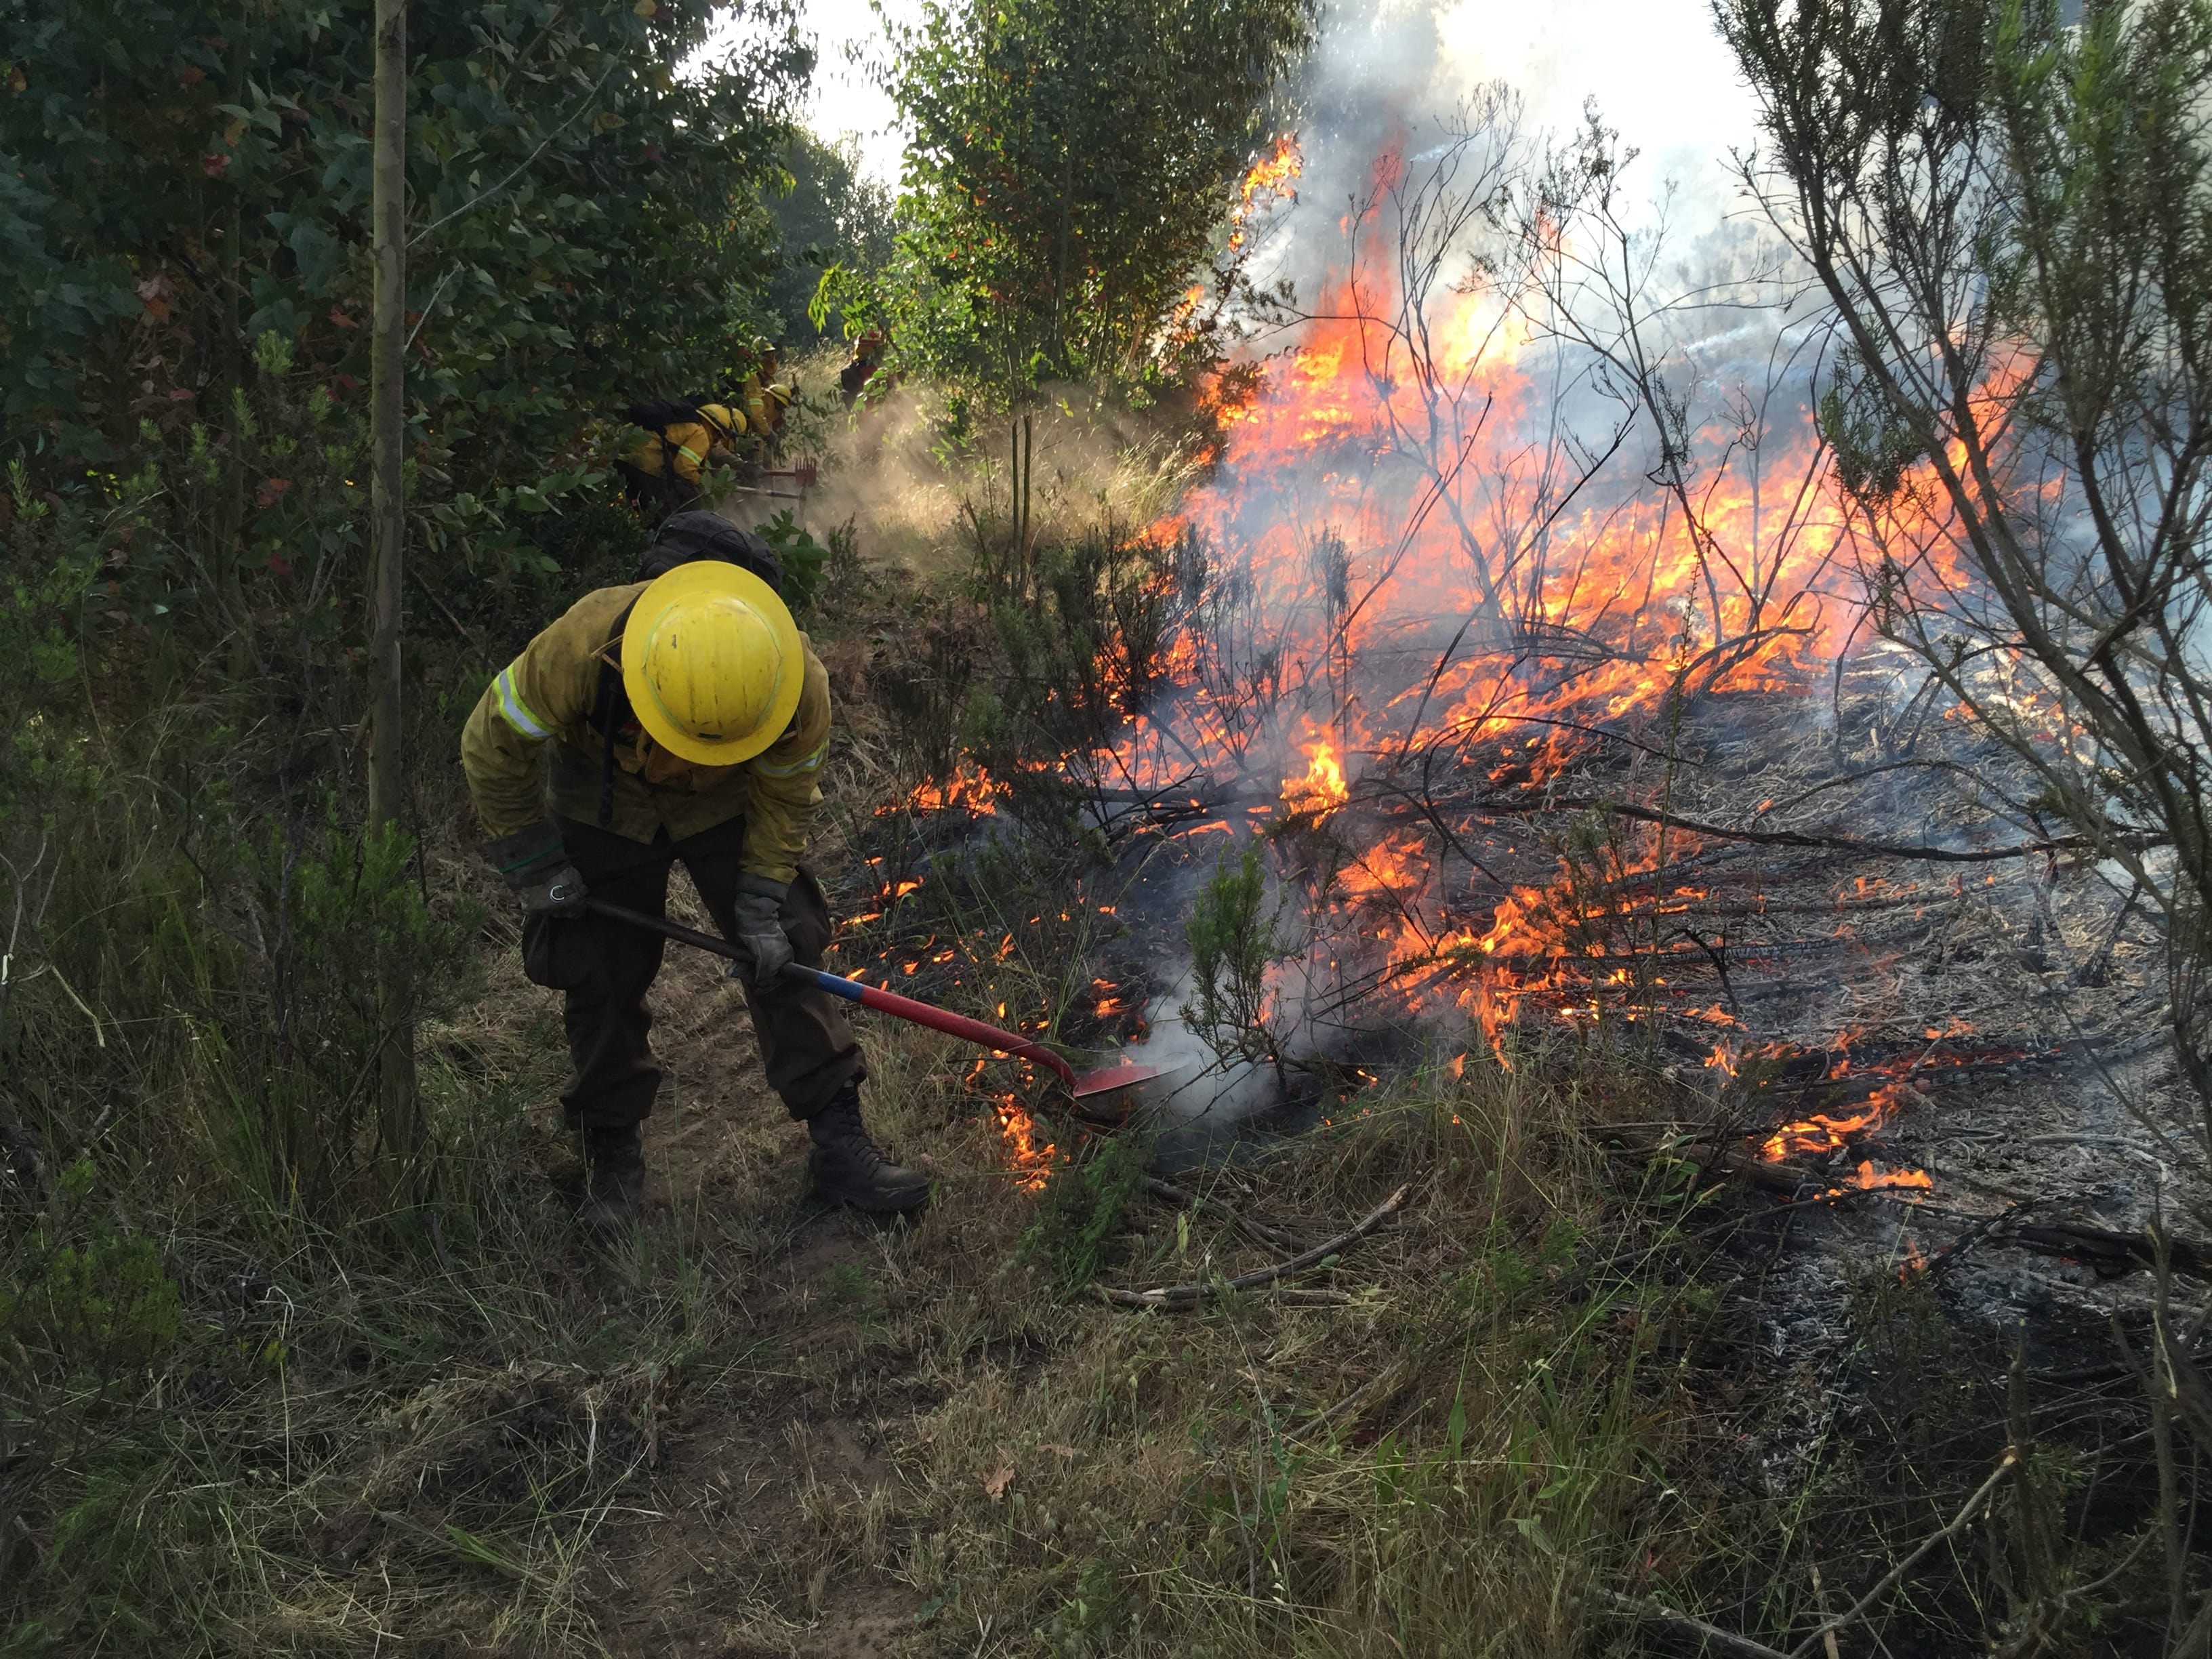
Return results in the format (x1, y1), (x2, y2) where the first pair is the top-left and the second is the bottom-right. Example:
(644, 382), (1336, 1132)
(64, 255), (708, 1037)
(459, 512), (926, 1229)
(614, 398), (746, 520)
(617, 346), (796, 521)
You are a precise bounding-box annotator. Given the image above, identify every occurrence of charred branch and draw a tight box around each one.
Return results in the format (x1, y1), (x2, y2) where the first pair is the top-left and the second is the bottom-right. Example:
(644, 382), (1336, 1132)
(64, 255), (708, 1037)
(1996, 1220), (2212, 1286)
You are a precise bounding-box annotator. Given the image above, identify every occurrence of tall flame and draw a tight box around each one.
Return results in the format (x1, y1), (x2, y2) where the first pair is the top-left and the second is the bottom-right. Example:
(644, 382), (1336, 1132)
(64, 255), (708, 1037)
(1228, 134), (1302, 253)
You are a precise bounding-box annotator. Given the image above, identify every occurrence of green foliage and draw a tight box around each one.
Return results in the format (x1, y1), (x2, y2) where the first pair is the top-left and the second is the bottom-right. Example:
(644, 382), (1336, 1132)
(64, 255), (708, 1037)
(1, 0), (807, 596)
(756, 506), (832, 615)
(764, 131), (899, 343)
(877, 0), (1313, 410)
(219, 811), (482, 1214)
(3, 1444), (237, 1659)
(941, 527), (1187, 842)
(0, 348), (478, 1222)
(1024, 1128), (1149, 1299)
(1816, 348), (1926, 505)
(3, 1164), (186, 1388)
(1182, 848), (1287, 1070)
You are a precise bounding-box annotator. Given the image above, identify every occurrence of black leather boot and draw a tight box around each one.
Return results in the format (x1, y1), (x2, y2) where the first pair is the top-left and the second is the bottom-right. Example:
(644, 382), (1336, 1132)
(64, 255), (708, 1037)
(579, 1124), (646, 1234)
(807, 1082), (928, 1214)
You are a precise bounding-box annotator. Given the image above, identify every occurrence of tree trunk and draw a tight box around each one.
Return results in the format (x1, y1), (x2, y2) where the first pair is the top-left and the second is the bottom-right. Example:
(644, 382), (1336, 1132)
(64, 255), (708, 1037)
(1019, 411), (1035, 603)
(369, 0), (422, 1200)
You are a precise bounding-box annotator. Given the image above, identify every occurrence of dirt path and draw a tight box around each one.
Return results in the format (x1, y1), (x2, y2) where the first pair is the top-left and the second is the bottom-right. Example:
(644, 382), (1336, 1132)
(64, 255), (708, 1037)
(567, 882), (935, 1659)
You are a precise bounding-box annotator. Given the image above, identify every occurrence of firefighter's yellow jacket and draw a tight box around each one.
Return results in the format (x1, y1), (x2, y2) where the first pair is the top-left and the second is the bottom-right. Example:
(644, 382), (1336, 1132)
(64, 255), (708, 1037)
(617, 403), (746, 488)
(459, 581), (831, 880)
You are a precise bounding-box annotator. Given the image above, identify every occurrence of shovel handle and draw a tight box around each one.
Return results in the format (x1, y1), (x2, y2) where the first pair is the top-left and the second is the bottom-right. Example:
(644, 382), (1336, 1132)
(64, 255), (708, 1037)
(580, 898), (1077, 1089)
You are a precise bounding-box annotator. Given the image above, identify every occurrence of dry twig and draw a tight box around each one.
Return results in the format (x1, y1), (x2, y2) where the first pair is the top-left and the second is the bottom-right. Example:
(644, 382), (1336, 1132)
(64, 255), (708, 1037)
(1595, 1591), (1790, 1659)
(1096, 1184), (1409, 1309)
(1141, 1174), (1298, 1251)
(1601, 1449), (2020, 1659)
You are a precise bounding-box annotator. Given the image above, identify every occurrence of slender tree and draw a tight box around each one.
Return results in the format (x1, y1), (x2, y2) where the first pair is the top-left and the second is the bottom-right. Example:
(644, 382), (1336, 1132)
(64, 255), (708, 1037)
(880, 0), (1312, 591)
(369, 0), (420, 1190)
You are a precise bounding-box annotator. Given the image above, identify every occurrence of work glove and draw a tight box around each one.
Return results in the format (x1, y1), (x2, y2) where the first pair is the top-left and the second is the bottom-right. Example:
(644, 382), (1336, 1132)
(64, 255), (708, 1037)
(485, 819), (588, 916)
(726, 873), (794, 989)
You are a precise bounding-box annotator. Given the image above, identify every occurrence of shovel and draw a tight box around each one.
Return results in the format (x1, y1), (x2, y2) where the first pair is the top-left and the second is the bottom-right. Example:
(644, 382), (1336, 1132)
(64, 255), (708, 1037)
(582, 899), (1177, 1102)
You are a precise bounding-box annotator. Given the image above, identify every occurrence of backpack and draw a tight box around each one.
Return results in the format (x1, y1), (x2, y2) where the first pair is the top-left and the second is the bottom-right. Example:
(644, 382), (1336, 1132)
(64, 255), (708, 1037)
(639, 509), (783, 588)
(623, 397), (745, 446)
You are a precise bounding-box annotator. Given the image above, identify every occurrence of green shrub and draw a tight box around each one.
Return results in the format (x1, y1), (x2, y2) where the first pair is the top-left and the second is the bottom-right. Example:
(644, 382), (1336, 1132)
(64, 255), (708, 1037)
(1182, 848), (1287, 1072)
(1023, 1129), (1149, 1300)
(757, 506), (832, 615)
(1, 1163), (184, 1389)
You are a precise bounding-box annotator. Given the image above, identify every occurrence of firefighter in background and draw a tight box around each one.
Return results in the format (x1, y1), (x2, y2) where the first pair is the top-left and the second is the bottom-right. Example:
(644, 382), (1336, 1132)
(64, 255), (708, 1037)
(839, 329), (888, 409)
(615, 398), (748, 520)
(615, 344), (794, 520)
(737, 339), (796, 455)
(459, 512), (928, 1231)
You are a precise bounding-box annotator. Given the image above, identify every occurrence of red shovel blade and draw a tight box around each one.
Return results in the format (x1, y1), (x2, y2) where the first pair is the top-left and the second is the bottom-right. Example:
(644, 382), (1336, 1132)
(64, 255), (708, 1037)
(1069, 1060), (1181, 1099)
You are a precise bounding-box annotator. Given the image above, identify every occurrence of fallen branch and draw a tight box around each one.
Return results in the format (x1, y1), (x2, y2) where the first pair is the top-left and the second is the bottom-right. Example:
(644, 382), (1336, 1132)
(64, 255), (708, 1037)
(1092, 1283), (1355, 1310)
(1781, 1450), (2018, 1659)
(1451, 792), (2131, 863)
(2001, 1219), (2212, 1284)
(1096, 1184), (1410, 1309)
(1142, 1174), (1298, 1251)
(1596, 1591), (1788, 1659)
(1293, 1360), (1410, 1439)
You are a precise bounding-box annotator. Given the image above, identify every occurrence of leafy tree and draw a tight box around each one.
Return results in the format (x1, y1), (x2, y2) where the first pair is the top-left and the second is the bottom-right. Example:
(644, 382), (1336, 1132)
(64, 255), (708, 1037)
(861, 0), (1309, 597)
(762, 130), (898, 342)
(882, 0), (1311, 405)
(1719, 0), (2212, 1134)
(1, 0), (807, 600)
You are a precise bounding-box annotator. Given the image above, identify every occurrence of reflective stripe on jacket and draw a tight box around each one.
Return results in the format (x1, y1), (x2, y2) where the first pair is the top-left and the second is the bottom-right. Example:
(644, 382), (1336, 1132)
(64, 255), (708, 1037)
(458, 581), (832, 880)
(616, 405), (745, 487)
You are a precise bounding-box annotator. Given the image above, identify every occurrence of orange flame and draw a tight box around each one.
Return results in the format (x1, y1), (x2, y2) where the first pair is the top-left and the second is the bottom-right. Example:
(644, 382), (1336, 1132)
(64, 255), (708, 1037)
(1843, 1161), (1934, 1193)
(911, 131), (2012, 1183)
(1282, 737), (1348, 815)
(992, 1094), (1054, 1191)
(1227, 134), (1302, 253)
(907, 764), (1004, 816)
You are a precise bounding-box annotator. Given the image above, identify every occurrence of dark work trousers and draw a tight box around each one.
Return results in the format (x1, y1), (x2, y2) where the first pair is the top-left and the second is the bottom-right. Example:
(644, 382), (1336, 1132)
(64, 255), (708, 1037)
(520, 814), (864, 1130)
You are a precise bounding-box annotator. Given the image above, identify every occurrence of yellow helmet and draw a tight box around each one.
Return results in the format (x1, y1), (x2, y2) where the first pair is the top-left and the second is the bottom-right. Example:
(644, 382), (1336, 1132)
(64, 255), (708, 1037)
(696, 401), (748, 441)
(621, 561), (802, 766)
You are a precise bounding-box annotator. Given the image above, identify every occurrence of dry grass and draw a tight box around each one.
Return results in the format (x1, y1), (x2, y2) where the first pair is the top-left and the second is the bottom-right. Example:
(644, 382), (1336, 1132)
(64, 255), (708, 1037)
(820, 1036), (1706, 1658)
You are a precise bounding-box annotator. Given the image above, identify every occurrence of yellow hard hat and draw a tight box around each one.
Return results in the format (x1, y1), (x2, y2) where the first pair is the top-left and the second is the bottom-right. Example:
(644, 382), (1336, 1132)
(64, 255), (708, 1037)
(697, 401), (748, 440)
(621, 562), (802, 766)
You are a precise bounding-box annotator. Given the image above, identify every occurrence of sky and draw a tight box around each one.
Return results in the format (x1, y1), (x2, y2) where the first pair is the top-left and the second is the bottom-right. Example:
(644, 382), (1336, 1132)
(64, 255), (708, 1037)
(1431, 0), (1761, 192)
(705, 0), (1764, 193)
(700, 0), (916, 183)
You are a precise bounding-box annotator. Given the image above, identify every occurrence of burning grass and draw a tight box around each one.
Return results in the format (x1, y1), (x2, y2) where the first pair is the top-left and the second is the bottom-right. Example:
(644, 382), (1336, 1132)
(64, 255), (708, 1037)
(824, 536), (2193, 1654)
